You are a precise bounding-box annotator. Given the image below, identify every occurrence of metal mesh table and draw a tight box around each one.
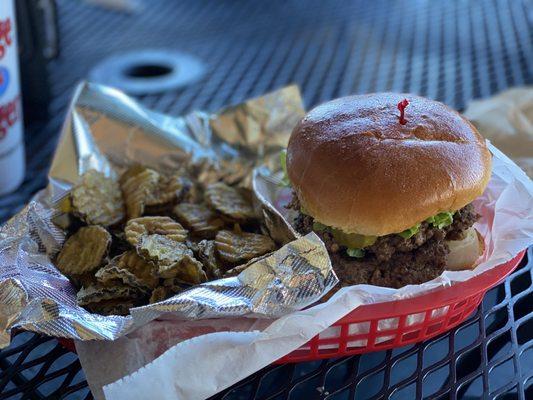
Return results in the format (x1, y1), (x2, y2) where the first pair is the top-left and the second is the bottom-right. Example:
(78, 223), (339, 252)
(1, 0), (532, 398)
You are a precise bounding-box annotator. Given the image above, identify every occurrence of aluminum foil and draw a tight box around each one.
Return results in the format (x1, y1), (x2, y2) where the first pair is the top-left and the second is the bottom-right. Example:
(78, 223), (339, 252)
(0, 82), (338, 347)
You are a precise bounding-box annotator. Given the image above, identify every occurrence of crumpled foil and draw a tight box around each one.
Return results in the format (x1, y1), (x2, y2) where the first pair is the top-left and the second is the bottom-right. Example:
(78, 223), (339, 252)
(0, 82), (338, 347)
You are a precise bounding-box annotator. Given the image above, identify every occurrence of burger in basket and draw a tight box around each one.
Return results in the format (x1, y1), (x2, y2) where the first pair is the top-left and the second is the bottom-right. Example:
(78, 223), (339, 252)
(282, 93), (491, 288)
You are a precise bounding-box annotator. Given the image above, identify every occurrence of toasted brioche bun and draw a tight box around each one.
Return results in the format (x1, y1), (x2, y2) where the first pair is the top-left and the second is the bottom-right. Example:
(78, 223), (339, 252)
(286, 93), (491, 236)
(446, 228), (484, 271)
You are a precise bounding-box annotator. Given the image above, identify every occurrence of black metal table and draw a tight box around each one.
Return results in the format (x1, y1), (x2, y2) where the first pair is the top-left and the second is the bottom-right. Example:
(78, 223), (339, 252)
(1, 1), (532, 399)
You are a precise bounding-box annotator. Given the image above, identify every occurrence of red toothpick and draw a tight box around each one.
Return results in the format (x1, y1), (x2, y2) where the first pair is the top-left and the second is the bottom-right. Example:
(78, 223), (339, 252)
(397, 98), (409, 125)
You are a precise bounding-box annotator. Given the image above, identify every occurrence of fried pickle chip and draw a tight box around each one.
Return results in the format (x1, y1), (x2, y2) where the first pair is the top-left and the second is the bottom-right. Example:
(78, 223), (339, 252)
(71, 170), (124, 226)
(71, 272), (97, 289)
(215, 230), (276, 264)
(109, 230), (131, 258)
(149, 286), (168, 303)
(85, 299), (137, 316)
(185, 182), (205, 204)
(120, 166), (160, 219)
(162, 277), (190, 292)
(204, 182), (256, 222)
(223, 263), (251, 277)
(125, 216), (188, 247)
(197, 240), (222, 279)
(148, 285), (182, 304)
(173, 203), (225, 239)
(76, 284), (145, 306)
(146, 175), (192, 207)
(56, 226), (111, 275)
(96, 251), (159, 290)
(137, 234), (207, 283)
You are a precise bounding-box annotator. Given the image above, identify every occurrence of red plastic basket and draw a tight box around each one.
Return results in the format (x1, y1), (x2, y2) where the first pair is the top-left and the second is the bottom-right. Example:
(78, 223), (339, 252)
(276, 250), (526, 363)
(58, 251), (525, 363)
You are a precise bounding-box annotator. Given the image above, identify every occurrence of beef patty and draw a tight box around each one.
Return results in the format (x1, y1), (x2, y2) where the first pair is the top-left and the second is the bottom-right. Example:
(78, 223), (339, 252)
(290, 196), (478, 288)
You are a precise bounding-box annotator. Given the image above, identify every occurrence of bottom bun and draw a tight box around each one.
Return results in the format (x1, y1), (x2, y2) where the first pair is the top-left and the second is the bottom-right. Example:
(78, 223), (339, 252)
(446, 228), (485, 271)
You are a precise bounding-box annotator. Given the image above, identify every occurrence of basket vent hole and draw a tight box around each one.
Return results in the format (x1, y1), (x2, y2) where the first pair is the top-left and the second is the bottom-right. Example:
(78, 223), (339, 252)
(348, 322), (370, 335)
(402, 330), (421, 342)
(319, 326), (341, 339)
(426, 322), (444, 335)
(346, 339), (367, 349)
(430, 306), (449, 319)
(406, 312), (425, 326)
(453, 299), (468, 310)
(318, 344), (340, 354)
(449, 313), (463, 325)
(378, 317), (398, 331)
(375, 335), (395, 347)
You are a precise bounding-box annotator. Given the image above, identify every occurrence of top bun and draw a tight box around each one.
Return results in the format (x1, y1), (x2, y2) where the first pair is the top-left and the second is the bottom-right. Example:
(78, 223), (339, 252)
(286, 93), (491, 236)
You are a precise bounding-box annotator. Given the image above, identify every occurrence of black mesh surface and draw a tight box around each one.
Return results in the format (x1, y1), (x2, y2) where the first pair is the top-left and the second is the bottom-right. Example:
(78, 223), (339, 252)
(1, 0), (532, 399)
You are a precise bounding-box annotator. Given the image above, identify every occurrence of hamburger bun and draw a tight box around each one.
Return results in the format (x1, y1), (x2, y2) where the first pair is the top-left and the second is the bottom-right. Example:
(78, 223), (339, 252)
(446, 228), (484, 270)
(287, 93), (491, 236)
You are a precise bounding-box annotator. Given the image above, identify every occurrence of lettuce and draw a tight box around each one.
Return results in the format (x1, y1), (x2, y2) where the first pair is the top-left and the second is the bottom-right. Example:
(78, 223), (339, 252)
(397, 211), (454, 239)
(347, 248), (365, 258)
(426, 211), (454, 229)
(312, 221), (328, 231)
(398, 223), (421, 239)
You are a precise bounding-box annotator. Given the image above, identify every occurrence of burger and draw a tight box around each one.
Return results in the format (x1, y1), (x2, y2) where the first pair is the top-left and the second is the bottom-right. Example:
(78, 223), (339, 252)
(283, 93), (491, 288)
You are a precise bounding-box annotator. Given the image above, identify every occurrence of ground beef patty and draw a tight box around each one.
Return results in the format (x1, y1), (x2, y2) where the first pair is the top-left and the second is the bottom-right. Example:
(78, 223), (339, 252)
(291, 196), (479, 288)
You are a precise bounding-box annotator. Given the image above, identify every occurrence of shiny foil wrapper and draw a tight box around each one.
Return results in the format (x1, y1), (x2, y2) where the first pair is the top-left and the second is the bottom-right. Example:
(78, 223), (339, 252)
(0, 82), (338, 347)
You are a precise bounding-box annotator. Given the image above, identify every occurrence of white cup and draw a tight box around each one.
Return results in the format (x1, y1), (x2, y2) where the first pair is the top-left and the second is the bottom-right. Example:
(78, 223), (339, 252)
(0, 0), (25, 196)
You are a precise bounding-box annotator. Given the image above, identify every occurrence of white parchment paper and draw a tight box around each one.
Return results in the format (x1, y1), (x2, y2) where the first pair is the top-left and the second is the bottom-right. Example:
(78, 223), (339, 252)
(463, 86), (533, 177)
(76, 140), (533, 400)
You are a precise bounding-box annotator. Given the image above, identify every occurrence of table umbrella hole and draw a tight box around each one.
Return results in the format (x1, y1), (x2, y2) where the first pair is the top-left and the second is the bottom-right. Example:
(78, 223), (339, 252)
(125, 64), (174, 78)
(89, 49), (205, 94)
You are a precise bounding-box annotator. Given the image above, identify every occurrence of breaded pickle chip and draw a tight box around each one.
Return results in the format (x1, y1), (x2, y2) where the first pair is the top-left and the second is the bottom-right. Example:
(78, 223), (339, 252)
(56, 226), (111, 275)
(95, 250), (159, 290)
(197, 240), (222, 279)
(137, 234), (207, 283)
(120, 166), (160, 219)
(149, 286), (169, 304)
(71, 170), (124, 226)
(148, 285), (184, 303)
(125, 216), (187, 246)
(77, 284), (144, 306)
(215, 230), (275, 264)
(85, 299), (138, 316)
(173, 203), (224, 238)
(146, 174), (192, 207)
(204, 182), (256, 222)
